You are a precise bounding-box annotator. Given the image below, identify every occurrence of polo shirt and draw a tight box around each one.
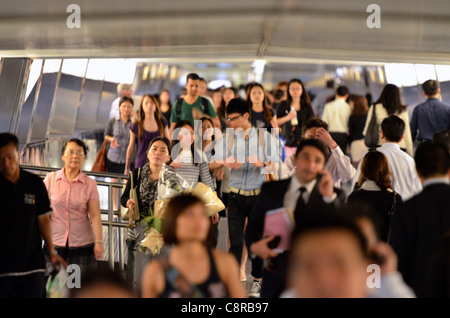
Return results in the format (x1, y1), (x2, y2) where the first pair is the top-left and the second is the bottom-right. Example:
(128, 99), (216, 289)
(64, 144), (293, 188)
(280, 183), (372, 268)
(0, 169), (52, 276)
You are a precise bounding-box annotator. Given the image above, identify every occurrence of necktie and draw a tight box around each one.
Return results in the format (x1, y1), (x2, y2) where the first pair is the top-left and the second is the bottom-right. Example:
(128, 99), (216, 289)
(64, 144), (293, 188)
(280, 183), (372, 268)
(294, 187), (307, 219)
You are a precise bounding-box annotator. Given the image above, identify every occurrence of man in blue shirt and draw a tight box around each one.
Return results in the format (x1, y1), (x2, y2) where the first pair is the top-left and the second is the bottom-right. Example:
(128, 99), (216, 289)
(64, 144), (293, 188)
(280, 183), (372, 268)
(212, 98), (280, 298)
(410, 80), (450, 142)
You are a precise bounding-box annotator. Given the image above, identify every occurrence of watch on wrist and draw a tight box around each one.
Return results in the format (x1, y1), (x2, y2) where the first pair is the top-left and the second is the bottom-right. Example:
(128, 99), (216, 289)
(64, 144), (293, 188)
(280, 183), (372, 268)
(49, 249), (58, 256)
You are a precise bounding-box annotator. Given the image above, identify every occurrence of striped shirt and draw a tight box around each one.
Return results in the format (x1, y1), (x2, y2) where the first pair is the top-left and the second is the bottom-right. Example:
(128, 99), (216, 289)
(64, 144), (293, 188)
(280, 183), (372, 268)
(174, 149), (215, 190)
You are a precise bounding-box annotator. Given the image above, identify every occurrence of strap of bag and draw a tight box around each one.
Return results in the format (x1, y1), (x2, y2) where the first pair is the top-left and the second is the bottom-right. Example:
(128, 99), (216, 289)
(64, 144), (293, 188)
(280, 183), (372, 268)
(49, 171), (56, 193)
(200, 97), (210, 116)
(175, 98), (184, 122)
(371, 103), (377, 121)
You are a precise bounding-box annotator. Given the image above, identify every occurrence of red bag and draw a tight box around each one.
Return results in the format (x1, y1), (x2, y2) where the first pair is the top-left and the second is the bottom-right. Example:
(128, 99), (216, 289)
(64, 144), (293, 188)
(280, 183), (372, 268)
(91, 140), (108, 172)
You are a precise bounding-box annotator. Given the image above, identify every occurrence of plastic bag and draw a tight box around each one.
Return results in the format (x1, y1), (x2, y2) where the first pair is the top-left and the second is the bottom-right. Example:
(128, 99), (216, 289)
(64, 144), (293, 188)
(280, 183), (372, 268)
(46, 267), (69, 298)
(157, 164), (191, 200)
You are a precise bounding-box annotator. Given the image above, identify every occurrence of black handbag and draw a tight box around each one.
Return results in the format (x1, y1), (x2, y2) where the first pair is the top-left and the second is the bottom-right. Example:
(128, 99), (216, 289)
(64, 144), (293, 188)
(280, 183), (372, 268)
(364, 104), (379, 148)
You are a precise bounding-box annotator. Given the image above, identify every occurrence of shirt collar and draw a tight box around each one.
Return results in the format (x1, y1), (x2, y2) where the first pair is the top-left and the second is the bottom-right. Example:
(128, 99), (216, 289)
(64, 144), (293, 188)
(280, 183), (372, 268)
(380, 142), (400, 150)
(290, 174), (317, 194)
(116, 116), (131, 123)
(423, 176), (449, 188)
(56, 167), (86, 184)
(360, 180), (381, 191)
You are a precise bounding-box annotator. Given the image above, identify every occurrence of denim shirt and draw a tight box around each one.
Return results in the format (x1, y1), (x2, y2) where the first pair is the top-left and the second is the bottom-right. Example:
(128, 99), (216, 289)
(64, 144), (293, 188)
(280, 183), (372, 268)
(212, 127), (280, 190)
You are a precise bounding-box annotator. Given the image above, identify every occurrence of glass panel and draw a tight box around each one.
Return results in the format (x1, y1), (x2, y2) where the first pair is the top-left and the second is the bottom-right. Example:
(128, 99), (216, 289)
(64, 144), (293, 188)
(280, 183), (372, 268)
(414, 64), (437, 84)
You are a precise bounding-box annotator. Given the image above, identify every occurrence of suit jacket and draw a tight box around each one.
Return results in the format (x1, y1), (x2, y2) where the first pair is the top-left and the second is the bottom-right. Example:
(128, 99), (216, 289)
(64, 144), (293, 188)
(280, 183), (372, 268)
(245, 177), (345, 298)
(388, 183), (450, 298)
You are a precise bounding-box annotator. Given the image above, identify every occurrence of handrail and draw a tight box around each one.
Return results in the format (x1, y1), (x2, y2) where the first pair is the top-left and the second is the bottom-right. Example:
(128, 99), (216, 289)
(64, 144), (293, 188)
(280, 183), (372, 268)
(19, 164), (129, 180)
(19, 138), (47, 156)
(20, 164), (130, 271)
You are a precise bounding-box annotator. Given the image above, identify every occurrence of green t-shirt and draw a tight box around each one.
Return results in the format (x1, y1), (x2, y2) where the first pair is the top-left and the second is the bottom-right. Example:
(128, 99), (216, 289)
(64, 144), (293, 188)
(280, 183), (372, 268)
(169, 96), (217, 125)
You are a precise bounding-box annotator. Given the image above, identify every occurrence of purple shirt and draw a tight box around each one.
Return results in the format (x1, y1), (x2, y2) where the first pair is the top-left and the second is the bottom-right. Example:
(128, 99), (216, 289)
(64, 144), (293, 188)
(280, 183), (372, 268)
(130, 118), (167, 168)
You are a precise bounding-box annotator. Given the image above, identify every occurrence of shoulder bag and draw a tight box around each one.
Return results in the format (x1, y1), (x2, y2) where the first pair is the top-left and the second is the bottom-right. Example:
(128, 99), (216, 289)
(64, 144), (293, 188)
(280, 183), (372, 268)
(364, 104), (379, 148)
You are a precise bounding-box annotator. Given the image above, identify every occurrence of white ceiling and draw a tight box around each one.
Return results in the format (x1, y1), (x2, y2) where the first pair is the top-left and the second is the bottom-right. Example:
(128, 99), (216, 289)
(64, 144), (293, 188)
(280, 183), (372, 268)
(1, 0), (449, 65)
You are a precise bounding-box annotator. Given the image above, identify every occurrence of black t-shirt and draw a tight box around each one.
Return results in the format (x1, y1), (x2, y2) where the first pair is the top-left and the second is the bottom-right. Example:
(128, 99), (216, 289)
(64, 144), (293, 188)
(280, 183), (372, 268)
(277, 101), (315, 147)
(0, 169), (52, 275)
(251, 109), (276, 130)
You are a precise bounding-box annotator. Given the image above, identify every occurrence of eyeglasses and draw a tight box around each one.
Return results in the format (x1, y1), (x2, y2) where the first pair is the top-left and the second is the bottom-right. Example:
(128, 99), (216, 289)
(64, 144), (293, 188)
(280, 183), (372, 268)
(65, 150), (85, 157)
(226, 114), (244, 122)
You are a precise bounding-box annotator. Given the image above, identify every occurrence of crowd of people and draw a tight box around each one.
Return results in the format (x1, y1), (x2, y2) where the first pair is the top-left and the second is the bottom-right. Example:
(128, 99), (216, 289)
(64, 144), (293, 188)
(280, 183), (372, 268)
(1, 73), (450, 299)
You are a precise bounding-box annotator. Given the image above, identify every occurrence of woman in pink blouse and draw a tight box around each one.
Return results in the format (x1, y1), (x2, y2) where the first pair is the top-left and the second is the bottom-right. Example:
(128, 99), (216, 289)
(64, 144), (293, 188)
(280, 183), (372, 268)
(44, 138), (103, 271)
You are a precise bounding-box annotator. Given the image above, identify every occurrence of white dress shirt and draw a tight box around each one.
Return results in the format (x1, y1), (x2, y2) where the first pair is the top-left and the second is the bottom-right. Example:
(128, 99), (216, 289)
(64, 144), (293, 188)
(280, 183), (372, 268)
(283, 146), (356, 188)
(350, 143), (422, 201)
(362, 103), (413, 156)
(283, 176), (337, 220)
(283, 176), (318, 214)
(321, 98), (352, 133)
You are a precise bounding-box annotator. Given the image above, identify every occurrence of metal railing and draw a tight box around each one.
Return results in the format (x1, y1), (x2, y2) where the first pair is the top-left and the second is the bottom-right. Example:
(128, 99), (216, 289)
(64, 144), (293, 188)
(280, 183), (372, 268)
(20, 164), (129, 271)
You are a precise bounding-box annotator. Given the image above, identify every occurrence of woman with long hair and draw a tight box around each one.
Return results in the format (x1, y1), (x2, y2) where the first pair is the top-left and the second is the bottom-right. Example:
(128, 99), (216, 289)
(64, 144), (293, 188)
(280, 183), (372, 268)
(363, 84), (413, 155)
(121, 136), (172, 293)
(276, 79), (316, 158)
(158, 89), (172, 124)
(141, 194), (246, 298)
(247, 83), (279, 131)
(348, 94), (369, 166)
(125, 94), (170, 174)
(169, 120), (215, 191)
(347, 150), (403, 241)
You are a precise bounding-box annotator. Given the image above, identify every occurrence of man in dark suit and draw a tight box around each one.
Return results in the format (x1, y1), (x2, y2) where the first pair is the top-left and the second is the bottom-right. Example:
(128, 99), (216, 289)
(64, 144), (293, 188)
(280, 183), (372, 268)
(389, 141), (450, 298)
(246, 138), (346, 298)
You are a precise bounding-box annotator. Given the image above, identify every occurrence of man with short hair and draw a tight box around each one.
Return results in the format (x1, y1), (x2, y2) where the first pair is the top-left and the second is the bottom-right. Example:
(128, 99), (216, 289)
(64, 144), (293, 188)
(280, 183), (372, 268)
(321, 86), (352, 153)
(410, 80), (450, 142)
(212, 98), (280, 298)
(246, 138), (345, 298)
(169, 73), (220, 133)
(433, 129), (450, 152)
(198, 77), (215, 108)
(284, 118), (356, 188)
(389, 141), (450, 297)
(352, 115), (422, 201)
(0, 133), (66, 298)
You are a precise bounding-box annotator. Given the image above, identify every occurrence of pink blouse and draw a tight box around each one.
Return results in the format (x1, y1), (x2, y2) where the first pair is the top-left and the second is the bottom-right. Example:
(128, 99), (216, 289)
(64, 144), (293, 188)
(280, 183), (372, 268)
(44, 167), (100, 247)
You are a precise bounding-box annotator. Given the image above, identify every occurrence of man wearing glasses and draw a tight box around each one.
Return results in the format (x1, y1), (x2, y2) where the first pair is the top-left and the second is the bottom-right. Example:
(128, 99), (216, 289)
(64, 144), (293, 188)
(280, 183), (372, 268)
(212, 98), (280, 298)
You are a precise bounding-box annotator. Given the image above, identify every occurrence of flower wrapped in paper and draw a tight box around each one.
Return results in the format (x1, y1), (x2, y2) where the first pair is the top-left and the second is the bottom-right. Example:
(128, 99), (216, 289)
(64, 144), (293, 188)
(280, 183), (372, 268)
(190, 182), (225, 217)
(157, 164), (191, 200)
(140, 165), (189, 255)
(139, 228), (164, 255)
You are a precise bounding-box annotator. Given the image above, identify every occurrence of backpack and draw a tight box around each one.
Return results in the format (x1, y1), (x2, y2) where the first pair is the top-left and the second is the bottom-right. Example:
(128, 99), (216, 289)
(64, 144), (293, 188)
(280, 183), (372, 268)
(175, 97), (211, 122)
